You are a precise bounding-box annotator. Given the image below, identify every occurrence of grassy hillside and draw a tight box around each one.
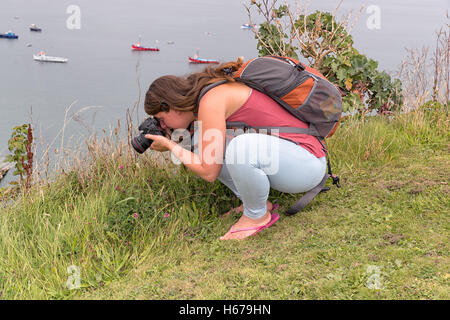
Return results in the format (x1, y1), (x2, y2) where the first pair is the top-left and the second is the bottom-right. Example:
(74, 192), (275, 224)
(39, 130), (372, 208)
(0, 102), (448, 299)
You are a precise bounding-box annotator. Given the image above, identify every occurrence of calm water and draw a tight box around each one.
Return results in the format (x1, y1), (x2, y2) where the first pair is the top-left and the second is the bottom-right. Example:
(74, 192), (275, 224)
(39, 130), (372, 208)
(0, 0), (448, 184)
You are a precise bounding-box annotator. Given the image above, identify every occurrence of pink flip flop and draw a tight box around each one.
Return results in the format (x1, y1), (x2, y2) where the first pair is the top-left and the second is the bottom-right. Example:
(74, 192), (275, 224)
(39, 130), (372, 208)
(272, 203), (279, 212)
(229, 213), (280, 237)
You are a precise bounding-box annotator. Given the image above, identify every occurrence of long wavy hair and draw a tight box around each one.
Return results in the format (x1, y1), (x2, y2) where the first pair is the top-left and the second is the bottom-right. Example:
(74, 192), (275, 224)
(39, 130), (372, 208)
(144, 57), (244, 115)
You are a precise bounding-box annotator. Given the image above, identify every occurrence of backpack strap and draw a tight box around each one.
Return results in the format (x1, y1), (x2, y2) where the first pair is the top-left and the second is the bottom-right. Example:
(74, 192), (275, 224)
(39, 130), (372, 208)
(197, 80), (228, 106)
(225, 122), (321, 137)
(265, 126), (320, 136)
(284, 172), (330, 215)
(284, 156), (341, 216)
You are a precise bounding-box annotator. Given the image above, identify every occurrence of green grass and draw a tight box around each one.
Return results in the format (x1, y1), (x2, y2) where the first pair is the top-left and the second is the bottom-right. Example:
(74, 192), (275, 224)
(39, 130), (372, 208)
(0, 102), (448, 299)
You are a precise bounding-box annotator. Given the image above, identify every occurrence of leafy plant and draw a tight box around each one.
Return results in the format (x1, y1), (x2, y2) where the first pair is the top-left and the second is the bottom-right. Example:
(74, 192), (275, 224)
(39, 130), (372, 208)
(254, 4), (299, 59)
(246, 1), (403, 112)
(6, 124), (34, 189)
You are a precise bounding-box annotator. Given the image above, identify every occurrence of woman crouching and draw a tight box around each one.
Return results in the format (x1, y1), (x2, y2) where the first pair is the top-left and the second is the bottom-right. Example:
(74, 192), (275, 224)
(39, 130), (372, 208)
(143, 57), (327, 240)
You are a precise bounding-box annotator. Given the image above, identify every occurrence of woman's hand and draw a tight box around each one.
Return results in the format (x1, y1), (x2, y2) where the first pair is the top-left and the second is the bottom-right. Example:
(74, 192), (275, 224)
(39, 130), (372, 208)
(145, 134), (172, 152)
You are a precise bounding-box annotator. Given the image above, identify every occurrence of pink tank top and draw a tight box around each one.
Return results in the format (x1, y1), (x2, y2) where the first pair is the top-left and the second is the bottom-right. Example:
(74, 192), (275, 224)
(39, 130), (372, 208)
(226, 89), (326, 158)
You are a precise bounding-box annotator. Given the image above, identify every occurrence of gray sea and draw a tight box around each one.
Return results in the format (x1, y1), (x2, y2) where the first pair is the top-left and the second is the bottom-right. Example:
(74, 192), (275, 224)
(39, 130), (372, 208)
(0, 0), (448, 185)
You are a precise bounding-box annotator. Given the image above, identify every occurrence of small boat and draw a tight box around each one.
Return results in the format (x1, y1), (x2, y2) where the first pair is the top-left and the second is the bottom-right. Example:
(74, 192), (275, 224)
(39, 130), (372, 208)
(167, 40), (175, 45)
(131, 36), (159, 51)
(131, 44), (159, 51)
(30, 24), (42, 32)
(0, 31), (19, 39)
(188, 56), (219, 64)
(241, 23), (259, 30)
(188, 50), (219, 64)
(26, 43), (32, 47)
(33, 51), (68, 63)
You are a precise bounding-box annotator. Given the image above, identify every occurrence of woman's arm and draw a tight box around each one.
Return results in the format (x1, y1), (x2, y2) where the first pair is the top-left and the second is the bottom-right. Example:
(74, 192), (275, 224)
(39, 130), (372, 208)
(147, 88), (227, 182)
(172, 90), (227, 182)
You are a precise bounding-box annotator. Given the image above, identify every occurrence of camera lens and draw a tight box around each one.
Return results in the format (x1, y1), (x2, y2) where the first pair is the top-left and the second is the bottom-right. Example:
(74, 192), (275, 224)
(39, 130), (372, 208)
(131, 117), (165, 154)
(131, 133), (152, 154)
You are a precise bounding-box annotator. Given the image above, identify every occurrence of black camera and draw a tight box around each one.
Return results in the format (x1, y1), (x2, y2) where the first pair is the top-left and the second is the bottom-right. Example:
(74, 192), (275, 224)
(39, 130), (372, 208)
(131, 117), (166, 153)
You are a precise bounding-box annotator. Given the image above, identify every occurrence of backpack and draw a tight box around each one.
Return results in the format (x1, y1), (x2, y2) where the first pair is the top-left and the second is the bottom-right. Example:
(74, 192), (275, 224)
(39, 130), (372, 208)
(198, 55), (343, 215)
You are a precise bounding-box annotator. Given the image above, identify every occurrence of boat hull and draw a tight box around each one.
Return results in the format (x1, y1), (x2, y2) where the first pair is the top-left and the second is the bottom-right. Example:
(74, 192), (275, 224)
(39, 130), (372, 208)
(131, 45), (159, 51)
(0, 34), (18, 39)
(30, 28), (42, 32)
(33, 55), (68, 63)
(188, 57), (219, 64)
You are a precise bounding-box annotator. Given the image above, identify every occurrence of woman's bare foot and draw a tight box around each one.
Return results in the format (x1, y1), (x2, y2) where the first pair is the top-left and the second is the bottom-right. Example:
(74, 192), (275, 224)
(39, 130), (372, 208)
(221, 201), (273, 219)
(220, 210), (272, 240)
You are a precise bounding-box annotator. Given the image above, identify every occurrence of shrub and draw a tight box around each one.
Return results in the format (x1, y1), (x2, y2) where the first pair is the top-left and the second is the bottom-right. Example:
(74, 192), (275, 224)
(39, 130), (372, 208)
(247, 1), (403, 112)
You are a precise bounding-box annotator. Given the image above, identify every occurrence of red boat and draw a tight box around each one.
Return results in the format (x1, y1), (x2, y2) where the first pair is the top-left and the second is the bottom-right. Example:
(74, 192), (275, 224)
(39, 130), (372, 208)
(132, 44), (159, 51)
(188, 56), (219, 64)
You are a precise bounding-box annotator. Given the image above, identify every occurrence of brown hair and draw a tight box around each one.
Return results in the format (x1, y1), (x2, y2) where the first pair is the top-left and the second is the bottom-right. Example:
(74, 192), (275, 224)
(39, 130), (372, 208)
(144, 57), (244, 115)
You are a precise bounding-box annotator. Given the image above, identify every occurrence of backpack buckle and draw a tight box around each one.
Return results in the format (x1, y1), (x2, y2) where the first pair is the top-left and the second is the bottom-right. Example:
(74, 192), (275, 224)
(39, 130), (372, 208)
(296, 63), (305, 71)
(320, 186), (331, 193)
(332, 174), (341, 188)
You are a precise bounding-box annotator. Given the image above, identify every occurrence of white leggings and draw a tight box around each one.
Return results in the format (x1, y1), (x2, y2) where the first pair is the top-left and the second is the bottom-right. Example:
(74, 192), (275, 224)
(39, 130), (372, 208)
(193, 132), (326, 219)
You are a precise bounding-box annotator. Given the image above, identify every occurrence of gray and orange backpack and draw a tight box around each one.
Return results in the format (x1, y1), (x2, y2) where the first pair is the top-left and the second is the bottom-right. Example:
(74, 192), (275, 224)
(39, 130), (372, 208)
(198, 55), (343, 215)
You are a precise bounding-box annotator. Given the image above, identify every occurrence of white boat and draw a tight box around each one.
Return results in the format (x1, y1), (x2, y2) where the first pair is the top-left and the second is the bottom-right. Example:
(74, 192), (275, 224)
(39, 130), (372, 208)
(29, 24), (42, 32)
(241, 23), (259, 29)
(33, 51), (68, 63)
